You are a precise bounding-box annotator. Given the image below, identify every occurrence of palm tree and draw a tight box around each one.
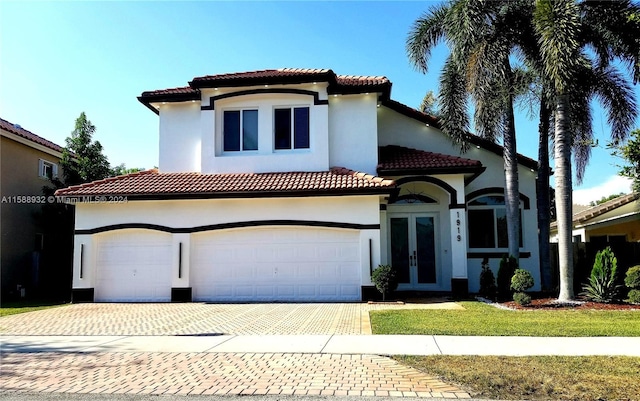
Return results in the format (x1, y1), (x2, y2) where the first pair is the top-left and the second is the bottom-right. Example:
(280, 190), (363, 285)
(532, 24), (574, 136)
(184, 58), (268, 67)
(407, 0), (527, 260)
(533, 0), (639, 301)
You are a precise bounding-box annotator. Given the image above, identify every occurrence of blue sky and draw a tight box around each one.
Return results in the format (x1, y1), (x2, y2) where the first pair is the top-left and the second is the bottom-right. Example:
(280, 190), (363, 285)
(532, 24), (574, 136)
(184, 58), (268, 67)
(1, 1), (637, 204)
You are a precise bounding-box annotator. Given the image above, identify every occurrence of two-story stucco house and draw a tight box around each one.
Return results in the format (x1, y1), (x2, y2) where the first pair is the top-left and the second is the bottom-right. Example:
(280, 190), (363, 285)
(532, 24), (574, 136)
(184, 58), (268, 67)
(56, 68), (541, 302)
(1, 118), (66, 300)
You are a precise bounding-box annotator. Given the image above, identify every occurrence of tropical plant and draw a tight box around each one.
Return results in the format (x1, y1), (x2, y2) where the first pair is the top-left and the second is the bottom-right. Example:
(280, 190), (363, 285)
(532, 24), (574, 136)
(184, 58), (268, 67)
(372, 265), (398, 301)
(407, 0), (528, 260)
(479, 258), (497, 300)
(581, 247), (621, 303)
(511, 268), (535, 305)
(532, 0), (640, 301)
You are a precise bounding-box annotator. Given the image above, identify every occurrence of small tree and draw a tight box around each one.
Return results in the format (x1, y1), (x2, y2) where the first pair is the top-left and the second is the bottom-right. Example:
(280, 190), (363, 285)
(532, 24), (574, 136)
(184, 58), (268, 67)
(479, 258), (497, 300)
(371, 265), (398, 301)
(581, 247), (621, 303)
(610, 128), (640, 193)
(511, 269), (534, 306)
(624, 265), (640, 304)
(61, 112), (112, 186)
(497, 255), (518, 300)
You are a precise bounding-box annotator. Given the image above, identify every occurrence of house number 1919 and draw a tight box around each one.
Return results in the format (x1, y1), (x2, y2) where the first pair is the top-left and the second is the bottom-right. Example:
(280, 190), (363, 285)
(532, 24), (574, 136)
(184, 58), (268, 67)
(456, 211), (461, 242)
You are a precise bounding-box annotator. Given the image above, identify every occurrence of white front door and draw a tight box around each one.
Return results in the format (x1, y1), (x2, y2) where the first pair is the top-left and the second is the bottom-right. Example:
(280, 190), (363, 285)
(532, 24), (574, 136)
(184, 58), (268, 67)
(389, 213), (439, 289)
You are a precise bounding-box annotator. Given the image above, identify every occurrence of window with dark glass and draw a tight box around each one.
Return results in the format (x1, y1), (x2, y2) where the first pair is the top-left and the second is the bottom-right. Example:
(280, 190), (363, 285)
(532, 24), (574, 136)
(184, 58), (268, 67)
(467, 195), (523, 249)
(274, 107), (309, 150)
(223, 109), (258, 152)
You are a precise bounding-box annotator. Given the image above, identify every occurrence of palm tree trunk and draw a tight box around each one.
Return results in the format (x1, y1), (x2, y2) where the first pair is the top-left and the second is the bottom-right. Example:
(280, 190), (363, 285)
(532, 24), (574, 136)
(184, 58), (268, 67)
(536, 100), (552, 290)
(504, 95), (521, 260)
(554, 94), (574, 301)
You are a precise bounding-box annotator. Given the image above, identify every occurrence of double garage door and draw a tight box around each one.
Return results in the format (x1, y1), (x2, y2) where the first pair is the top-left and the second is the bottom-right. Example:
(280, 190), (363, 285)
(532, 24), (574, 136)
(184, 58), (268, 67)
(94, 227), (361, 302)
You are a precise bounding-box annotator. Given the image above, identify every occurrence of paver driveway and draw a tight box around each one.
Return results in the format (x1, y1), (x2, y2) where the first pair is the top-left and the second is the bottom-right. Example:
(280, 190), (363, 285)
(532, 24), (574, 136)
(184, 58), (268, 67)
(0, 301), (471, 398)
(0, 300), (462, 336)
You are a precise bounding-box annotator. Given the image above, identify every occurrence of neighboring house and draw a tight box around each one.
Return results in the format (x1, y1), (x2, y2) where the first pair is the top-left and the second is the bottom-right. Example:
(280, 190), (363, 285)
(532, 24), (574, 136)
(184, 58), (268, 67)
(56, 68), (540, 302)
(550, 193), (640, 246)
(1, 118), (65, 299)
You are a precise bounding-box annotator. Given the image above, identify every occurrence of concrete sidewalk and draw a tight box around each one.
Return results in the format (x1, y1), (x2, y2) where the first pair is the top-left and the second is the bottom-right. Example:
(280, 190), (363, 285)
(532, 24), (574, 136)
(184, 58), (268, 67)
(3, 334), (640, 356)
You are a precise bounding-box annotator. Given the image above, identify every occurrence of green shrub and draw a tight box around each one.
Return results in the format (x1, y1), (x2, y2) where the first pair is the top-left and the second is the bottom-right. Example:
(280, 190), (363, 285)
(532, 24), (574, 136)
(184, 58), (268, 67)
(511, 269), (535, 292)
(497, 255), (518, 300)
(479, 259), (497, 300)
(627, 289), (640, 304)
(513, 292), (532, 306)
(372, 264), (398, 301)
(581, 246), (621, 303)
(624, 265), (640, 289)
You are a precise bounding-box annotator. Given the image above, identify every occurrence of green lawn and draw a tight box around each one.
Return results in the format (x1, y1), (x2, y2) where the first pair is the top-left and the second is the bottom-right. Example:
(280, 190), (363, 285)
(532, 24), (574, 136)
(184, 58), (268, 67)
(0, 301), (67, 317)
(397, 355), (640, 401)
(370, 301), (640, 336)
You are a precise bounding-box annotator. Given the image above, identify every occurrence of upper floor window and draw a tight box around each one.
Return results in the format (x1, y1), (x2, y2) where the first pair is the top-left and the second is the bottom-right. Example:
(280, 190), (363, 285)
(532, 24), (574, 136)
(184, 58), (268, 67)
(467, 195), (522, 249)
(274, 107), (309, 150)
(223, 109), (258, 152)
(38, 159), (58, 180)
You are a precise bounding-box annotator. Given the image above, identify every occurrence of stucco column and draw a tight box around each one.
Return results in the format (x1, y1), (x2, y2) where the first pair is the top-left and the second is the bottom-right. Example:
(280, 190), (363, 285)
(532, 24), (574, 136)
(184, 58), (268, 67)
(171, 233), (192, 302)
(450, 207), (469, 296)
(72, 234), (95, 302)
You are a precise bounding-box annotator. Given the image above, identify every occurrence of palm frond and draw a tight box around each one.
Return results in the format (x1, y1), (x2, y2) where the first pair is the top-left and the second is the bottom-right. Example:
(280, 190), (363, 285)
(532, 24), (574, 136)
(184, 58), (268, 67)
(406, 2), (451, 73)
(438, 56), (471, 151)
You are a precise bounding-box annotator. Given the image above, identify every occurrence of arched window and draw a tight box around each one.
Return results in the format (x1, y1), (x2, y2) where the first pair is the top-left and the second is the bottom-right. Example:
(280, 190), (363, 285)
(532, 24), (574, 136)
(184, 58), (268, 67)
(467, 195), (522, 249)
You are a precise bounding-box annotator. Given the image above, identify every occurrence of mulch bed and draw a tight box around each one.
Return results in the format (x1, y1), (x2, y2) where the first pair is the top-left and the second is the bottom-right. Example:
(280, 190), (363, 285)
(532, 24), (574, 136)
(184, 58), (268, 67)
(500, 297), (640, 311)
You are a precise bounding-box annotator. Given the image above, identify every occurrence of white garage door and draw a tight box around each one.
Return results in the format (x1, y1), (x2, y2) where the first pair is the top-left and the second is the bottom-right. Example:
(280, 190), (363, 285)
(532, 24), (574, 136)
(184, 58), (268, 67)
(94, 230), (173, 302)
(191, 227), (361, 301)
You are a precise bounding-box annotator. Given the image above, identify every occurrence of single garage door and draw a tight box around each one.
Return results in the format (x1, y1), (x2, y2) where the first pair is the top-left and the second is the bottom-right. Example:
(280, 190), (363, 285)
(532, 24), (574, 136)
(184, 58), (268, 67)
(94, 230), (173, 302)
(191, 227), (361, 301)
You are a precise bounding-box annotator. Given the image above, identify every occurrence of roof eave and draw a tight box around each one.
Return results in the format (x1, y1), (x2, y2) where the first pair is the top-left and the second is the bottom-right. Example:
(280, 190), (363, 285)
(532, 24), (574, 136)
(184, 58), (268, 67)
(57, 187), (396, 201)
(188, 71), (336, 89)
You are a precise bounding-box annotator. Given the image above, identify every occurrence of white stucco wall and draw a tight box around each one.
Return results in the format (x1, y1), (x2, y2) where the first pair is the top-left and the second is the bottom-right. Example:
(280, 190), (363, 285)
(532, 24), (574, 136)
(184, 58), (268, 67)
(378, 105), (541, 292)
(328, 94), (379, 175)
(158, 102), (201, 173)
(72, 195), (382, 290)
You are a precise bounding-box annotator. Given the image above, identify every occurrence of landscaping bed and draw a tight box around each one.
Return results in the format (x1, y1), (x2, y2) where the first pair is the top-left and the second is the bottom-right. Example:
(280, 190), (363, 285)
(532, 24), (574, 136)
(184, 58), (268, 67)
(500, 297), (640, 311)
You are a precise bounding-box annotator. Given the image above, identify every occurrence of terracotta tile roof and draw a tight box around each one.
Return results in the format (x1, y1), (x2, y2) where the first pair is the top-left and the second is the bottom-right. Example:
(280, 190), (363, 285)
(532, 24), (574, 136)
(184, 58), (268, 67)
(377, 145), (483, 175)
(188, 68), (389, 88)
(0, 117), (65, 154)
(551, 192), (640, 229)
(55, 168), (395, 199)
(140, 86), (199, 97)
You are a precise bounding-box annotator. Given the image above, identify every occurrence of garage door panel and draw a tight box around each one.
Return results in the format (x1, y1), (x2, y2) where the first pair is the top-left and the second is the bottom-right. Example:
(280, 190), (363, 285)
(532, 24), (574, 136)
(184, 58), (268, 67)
(191, 227), (361, 301)
(95, 231), (172, 302)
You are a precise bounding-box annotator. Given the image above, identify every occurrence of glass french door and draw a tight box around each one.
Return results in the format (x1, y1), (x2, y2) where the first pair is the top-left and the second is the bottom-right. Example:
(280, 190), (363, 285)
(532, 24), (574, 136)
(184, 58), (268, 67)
(390, 214), (437, 287)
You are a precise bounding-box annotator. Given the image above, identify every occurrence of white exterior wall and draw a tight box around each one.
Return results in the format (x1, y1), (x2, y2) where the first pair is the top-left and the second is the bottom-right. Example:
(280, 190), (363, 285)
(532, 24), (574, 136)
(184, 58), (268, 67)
(158, 102), (202, 173)
(73, 195), (382, 290)
(329, 94), (379, 174)
(378, 105), (541, 293)
(205, 92), (329, 173)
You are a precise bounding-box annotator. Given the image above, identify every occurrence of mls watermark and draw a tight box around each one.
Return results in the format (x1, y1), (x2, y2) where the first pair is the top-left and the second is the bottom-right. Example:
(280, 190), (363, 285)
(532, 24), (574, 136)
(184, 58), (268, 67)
(1, 195), (128, 204)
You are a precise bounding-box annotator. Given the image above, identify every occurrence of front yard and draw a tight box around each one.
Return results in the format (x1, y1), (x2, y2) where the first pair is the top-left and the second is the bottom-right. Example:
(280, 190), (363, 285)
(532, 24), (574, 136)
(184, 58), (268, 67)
(0, 301), (67, 317)
(372, 301), (640, 400)
(397, 355), (640, 401)
(370, 301), (640, 336)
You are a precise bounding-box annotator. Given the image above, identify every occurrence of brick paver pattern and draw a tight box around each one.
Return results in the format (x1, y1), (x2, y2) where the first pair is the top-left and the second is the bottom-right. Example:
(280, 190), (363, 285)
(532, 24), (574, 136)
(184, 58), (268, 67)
(1, 351), (470, 398)
(0, 302), (459, 336)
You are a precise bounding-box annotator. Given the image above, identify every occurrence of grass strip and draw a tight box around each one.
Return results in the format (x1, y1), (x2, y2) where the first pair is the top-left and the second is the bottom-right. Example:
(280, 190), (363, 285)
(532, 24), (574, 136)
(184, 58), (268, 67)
(397, 355), (640, 401)
(0, 301), (67, 317)
(371, 301), (640, 336)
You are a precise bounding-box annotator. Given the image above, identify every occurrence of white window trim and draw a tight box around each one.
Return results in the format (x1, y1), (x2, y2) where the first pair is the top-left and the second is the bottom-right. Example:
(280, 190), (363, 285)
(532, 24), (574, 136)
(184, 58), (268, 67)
(38, 159), (58, 180)
(272, 105), (311, 152)
(222, 107), (259, 154)
(467, 195), (524, 251)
